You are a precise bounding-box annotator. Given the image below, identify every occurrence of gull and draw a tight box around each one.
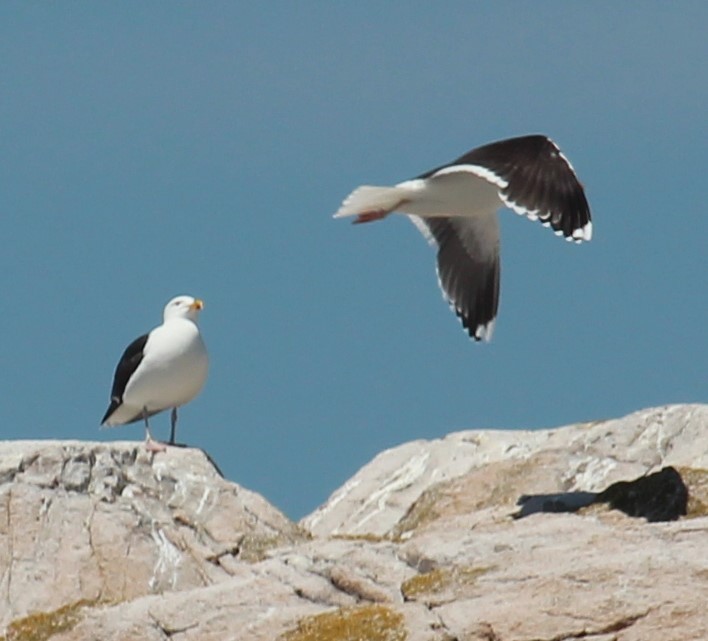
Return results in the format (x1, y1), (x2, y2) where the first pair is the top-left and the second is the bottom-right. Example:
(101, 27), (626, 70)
(334, 135), (592, 340)
(101, 295), (208, 451)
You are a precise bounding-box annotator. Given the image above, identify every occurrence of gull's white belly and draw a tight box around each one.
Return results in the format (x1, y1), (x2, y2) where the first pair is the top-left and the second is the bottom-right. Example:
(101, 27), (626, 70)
(123, 322), (208, 412)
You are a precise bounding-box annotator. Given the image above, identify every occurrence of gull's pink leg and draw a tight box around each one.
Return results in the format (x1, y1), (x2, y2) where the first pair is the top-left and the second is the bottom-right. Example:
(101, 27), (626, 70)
(142, 407), (167, 453)
(145, 435), (167, 453)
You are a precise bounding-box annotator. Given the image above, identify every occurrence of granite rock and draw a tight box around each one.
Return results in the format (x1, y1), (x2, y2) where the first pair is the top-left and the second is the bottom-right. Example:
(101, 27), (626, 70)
(0, 441), (304, 632)
(2, 404), (708, 641)
(303, 404), (708, 537)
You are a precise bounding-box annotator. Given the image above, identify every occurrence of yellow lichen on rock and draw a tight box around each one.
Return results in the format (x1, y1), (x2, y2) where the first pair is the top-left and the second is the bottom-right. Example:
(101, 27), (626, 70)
(331, 533), (389, 544)
(676, 467), (708, 517)
(393, 452), (564, 538)
(237, 533), (299, 562)
(0, 600), (92, 641)
(401, 566), (492, 602)
(280, 604), (406, 641)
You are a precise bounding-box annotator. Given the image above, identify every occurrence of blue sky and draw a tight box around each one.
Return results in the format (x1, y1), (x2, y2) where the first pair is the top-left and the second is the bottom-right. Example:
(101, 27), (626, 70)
(1, 3), (706, 519)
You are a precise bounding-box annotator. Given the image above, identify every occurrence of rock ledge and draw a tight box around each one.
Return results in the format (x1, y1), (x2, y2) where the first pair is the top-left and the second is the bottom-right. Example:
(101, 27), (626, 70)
(1, 404), (707, 640)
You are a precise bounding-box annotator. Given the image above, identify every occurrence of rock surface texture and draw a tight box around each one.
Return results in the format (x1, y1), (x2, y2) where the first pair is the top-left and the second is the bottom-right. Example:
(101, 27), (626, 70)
(1, 404), (708, 640)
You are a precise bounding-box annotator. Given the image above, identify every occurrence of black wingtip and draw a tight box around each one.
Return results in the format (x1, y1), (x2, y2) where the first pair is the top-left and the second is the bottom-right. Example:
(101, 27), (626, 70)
(101, 398), (120, 425)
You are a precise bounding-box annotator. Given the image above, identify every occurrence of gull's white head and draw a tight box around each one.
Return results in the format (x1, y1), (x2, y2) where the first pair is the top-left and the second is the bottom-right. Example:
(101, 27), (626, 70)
(163, 295), (204, 323)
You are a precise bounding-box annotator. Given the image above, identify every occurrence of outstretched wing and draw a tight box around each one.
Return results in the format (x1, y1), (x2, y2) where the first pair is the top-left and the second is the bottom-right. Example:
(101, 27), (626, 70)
(409, 213), (500, 341)
(421, 135), (592, 242)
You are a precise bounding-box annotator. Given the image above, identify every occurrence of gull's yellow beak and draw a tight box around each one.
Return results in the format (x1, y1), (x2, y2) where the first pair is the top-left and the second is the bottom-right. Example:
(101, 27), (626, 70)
(191, 299), (205, 311)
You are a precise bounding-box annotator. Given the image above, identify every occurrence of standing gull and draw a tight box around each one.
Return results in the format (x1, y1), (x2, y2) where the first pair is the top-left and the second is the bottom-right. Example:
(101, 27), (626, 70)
(334, 134), (592, 340)
(101, 295), (209, 450)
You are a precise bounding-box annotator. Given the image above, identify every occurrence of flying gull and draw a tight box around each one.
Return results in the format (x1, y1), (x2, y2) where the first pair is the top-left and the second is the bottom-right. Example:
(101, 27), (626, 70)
(101, 295), (209, 451)
(334, 134), (592, 340)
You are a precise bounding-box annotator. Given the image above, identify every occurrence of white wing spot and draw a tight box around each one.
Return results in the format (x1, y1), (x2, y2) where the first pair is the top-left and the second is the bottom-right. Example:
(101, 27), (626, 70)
(582, 221), (593, 241)
(474, 319), (495, 342)
(502, 196), (545, 223)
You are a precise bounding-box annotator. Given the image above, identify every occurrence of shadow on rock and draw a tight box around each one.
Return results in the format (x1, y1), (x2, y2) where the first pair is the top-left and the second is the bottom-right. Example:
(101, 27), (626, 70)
(514, 466), (688, 522)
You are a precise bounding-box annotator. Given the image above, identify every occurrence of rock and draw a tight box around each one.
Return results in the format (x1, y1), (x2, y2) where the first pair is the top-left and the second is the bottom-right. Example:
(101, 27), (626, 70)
(303, 404), (708, 537)
(0, 441), (305, 633)
(1, 404), (708, 641)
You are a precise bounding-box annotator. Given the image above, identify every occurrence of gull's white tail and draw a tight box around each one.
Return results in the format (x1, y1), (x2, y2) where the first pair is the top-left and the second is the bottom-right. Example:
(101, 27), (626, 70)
(333, 185), (407, 218)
